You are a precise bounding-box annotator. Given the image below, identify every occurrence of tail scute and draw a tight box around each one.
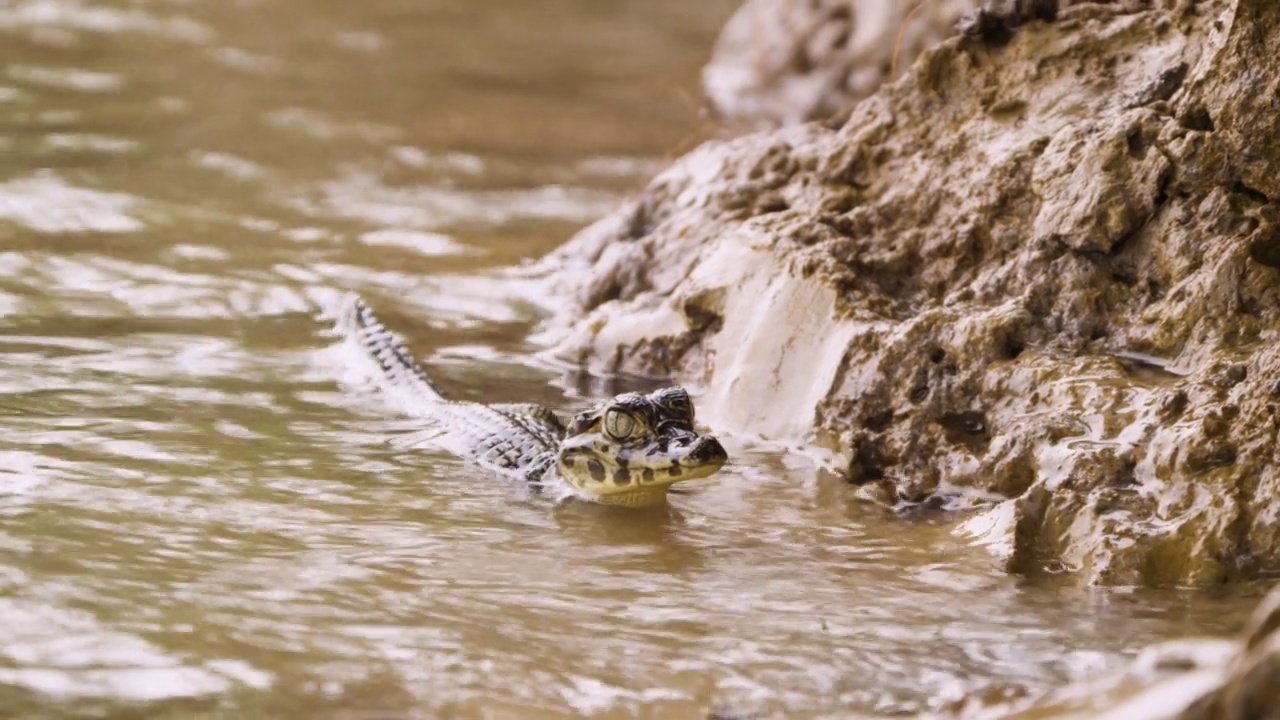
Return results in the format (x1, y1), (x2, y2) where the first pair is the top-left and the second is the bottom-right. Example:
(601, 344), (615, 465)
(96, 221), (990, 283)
(337, 294), (445, 407)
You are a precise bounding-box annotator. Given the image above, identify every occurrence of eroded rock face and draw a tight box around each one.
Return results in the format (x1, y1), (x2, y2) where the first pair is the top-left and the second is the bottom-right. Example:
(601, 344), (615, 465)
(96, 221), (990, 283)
(537, 0), (1280, 586)
(703, 0), (978, 128)
(944, 583), (1280, 719)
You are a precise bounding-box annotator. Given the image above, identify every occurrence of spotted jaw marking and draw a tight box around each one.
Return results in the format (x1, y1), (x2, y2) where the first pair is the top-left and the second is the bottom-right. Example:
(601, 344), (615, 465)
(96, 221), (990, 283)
(557, 446), (727, 506)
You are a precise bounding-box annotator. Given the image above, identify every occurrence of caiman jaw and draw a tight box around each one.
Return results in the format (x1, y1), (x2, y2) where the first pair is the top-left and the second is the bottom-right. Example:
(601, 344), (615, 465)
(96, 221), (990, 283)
(555, 387), (728, 507)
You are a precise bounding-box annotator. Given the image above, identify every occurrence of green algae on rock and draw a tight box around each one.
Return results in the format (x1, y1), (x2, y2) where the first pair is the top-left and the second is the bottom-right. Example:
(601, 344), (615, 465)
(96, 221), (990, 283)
(536, 0), (1280, 586)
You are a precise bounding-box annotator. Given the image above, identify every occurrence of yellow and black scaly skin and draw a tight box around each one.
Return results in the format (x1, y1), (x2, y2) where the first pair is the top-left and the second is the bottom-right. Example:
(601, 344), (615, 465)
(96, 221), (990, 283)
(339, 295), (727, 507)
(556, 388), (727, 507)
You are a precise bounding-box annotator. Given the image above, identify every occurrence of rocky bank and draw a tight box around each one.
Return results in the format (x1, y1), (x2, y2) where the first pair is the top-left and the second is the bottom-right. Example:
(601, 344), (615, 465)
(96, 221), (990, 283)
(703, 0), (979, 128)
(536, 0), (1280, 588)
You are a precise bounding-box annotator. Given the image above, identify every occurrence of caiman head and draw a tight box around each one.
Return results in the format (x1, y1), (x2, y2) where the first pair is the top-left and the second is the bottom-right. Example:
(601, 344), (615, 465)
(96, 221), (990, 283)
(556, 387), (728, 507)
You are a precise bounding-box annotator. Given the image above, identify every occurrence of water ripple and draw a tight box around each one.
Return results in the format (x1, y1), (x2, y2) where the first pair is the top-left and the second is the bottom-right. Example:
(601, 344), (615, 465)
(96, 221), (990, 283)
(290, 167), (621, 230)
(0, 0), (214, 42)
(7, 65), (123, 92)
(0, 599), (270, 701)
(0, 173), (141, 233)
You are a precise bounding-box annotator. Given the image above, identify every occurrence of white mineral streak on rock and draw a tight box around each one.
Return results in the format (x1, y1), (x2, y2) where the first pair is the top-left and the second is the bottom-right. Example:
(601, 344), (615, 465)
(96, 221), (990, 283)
(684, 234), (863, 441)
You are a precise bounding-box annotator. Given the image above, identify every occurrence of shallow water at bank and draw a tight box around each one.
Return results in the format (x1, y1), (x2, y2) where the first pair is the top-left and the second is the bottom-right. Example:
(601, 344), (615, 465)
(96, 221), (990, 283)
(0, 1), (1266, 717)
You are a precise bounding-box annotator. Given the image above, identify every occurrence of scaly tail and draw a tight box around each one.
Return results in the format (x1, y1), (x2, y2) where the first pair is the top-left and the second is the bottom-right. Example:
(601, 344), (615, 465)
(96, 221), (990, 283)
(335, 293), (564, 482)
(336, 293), (445, 411)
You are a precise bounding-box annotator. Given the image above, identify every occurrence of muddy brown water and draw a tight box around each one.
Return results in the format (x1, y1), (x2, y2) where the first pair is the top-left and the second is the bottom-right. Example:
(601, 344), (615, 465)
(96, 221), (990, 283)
(0, 1), (1266, 718)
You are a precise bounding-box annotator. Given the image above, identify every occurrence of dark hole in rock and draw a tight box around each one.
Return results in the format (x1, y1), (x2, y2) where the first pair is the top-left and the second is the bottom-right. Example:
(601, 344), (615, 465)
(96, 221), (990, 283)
(997, 462), (1036, 498)
(824, 192), (859, 214)
(929, 347), (947, 364)
(1186, 443), (1238, 473)
(626, 203), (652, 239)
(1111, 269), (1137, 286)
(864, 409), (894, 433)
(1248, 228), (1280, 268)
(1126, 127), (1148, 157)
(681, 297), (723, 333)
(1231, 180), (1270, 204)
(789, 44), (814, 74)
(829, 26), (850, 51)
(1025, 0), (1059, 22)
(820, 110), (851, 131)
(848, 440), (886, 484)
(909, 383), (930, 403)
(989, 98), (1027, 118)
(1111, 458), (1139, 489)
(938, 411), (991, 449)
(960, 10), (1015, 46)
(1004, 336), (1025, 359)
(944, 412), (985, 434)
(1221, 364), (1248, 388)
(1147, 278), (1164, 299)
(1151, 655), (1200, 673)
(1180, 106), (1215, 132)
(756, 196), (790, 215)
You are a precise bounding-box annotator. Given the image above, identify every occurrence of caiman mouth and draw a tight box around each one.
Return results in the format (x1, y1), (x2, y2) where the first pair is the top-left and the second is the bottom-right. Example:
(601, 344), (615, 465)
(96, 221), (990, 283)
(562, 436), (728, 507)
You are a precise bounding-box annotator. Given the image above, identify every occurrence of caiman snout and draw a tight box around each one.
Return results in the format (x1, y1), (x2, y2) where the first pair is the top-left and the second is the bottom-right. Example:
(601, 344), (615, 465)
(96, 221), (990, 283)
(687, 436), (728, 467)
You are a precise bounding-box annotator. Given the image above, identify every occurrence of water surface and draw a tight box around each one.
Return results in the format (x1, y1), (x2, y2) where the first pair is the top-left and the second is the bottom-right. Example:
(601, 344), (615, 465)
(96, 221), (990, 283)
(0, 1), (1264, 717)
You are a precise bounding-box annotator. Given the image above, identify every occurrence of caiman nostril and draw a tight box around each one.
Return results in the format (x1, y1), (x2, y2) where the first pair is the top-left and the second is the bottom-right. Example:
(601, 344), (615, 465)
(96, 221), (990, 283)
(692, 437), (728, 463)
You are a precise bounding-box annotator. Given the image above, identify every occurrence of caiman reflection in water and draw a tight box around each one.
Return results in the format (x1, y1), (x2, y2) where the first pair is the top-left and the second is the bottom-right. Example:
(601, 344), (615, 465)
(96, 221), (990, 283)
(339, 295), (728, 507)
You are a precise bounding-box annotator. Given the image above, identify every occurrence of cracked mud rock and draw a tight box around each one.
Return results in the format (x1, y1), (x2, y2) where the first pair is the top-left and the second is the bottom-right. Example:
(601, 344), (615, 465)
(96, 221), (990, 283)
(538, 0), (1280, 587)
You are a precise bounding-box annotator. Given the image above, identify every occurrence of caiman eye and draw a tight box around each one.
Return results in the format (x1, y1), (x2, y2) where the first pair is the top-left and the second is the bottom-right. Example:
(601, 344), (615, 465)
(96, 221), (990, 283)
(604, 409), (636, 439)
